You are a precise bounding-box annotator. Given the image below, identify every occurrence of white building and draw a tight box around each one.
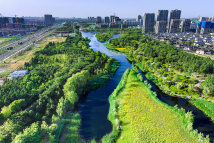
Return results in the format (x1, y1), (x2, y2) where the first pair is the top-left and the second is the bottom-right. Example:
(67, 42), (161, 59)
(10, 70), (28, 79)
(196, 48), (211, 55)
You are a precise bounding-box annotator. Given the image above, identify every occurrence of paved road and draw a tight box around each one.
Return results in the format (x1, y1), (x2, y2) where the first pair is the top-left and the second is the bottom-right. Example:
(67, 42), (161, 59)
(0, 27), (56, 63)
(0, 27), (51, 50)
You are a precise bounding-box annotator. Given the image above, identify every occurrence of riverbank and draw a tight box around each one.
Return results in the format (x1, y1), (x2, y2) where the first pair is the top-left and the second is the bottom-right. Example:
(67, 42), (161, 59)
(103, 68), (209, 143)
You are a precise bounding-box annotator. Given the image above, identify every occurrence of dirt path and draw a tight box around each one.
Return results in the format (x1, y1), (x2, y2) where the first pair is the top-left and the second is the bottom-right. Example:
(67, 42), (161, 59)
(192, 73), (205, 88)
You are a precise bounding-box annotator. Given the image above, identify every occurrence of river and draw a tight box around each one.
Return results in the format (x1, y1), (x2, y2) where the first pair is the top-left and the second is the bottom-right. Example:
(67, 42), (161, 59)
(77, 31), (214, 142)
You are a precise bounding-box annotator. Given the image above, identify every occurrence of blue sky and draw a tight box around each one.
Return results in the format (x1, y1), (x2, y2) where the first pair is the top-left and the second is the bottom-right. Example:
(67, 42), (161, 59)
(1, 0), (214, 18)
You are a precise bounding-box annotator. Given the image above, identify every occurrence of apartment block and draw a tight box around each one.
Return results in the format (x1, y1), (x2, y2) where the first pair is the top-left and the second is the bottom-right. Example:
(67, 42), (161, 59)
(104, 16), (110, 24)
(96, 16), (102, 24)
(44, 14), (53, 26)
(136, 15), (142, 21)
(155, 10), (168, 34)
(168, 19), (180, 33)
(142, 13), (155, 33)
(157, 10), (168, 21)
(168, 9), (181, 33)
(155, 21), (167, 33)
(181, 19), (191, 32)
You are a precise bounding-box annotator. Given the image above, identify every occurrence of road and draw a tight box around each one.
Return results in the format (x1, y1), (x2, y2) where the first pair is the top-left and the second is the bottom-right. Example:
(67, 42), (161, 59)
(0, 27), (52, 50)
(0, 27), (56, 63)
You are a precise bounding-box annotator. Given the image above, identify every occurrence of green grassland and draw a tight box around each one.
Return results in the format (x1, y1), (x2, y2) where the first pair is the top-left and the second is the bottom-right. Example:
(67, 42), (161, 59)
(103, 68), (209, 143)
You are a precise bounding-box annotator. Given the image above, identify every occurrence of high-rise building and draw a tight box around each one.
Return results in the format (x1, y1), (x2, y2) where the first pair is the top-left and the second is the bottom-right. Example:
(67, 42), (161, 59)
(198, 17), (209, 22)
(114, 17), (119, 22)
(52, 17), (55, 23)
(210, 22), (214, 33)
(104, 16), (110, 24)
(157, 10), (168, 21)
(139, 19), (143, 26)
(180, 19), (191, 32)
(44, 14), (53, 26)
(136, 15), (142, 21)
(155, 21), (167, 34)
(196, 22), (202, 33)
(200, 22), (211, 34)
(96, 16), (102, 24)
(110, 15), (115, 23)
(168, 9), (181, 33)
(142, 13), (155, 33)
(0, 17), (9, 28)
(168, 19), (180, 33)
(155, 10), (168, 34)
(12, 17), (25, 24)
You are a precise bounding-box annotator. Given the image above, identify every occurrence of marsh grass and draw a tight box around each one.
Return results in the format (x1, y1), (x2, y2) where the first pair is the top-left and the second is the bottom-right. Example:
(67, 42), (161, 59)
(103, 69), (209, 143)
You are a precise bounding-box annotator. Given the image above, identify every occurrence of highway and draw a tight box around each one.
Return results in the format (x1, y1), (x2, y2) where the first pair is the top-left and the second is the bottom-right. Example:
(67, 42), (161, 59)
(0, 27), (51, 50)
(0, 27), (56, 63)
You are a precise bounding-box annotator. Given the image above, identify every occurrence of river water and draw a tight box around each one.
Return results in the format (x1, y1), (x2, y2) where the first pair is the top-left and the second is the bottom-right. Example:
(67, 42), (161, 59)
(77, 31), (214, 142)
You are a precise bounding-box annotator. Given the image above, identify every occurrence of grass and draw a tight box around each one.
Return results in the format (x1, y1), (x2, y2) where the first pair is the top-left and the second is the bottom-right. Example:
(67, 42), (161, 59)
(191, 99), (214, 122)
(103, 69), (209, 143)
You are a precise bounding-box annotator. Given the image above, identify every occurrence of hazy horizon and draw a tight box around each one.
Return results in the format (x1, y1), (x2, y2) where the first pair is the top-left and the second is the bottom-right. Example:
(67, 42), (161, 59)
(1, 0), (214, 19)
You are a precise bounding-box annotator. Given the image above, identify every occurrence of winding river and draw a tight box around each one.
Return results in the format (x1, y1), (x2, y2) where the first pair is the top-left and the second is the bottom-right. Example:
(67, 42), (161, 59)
(77, 31), (214, 142)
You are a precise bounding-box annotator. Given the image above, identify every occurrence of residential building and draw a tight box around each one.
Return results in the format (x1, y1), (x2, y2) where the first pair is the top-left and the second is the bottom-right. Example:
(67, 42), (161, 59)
(10, 70), (28, 79)
(196, 22), (202, 33)
(198, 16), (209, 22)
(0, 17), (9, 28)
(114, 17), (119, 22)
(155, 21), (167, 34)
(110, 15), (115, 23)
(136, 15), (142, 21)
(96, 16), (102, 24)
(139, 19), (143, 26)
(211, 22), (214, 33)
(109, 24), (120, 28)
(190, 21), (197, 29)
(157, 10), (168, 21)
(200, 22), (211, 34)
(181, 19), (191, 32)
(168, 9), (181, 33)
(104, 16), (110, 24)
(168, 19), (180, 33)
(12, 17), (25, 24)
(44, 14), (53, 26)
(142, 13), (155, 33)
(52, 17), (55, 23)
(155, 10), (168, 34)
(88, 17), (96, 21)
(196, 48), (212, 55)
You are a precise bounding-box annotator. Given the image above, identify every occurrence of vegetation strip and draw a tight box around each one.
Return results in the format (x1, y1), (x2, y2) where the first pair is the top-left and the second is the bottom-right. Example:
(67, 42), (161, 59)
(103, 68), (209, 143)
(0, 25), (120, 143)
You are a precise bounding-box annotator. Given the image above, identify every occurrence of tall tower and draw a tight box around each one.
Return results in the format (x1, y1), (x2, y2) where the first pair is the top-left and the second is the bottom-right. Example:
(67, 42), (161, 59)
(104, 16), (110, 24)
(180, 19), (191, 32)
(155, 10), (168, 34)
(110, 15), (115, 23)
(168, 9), (181, 33)
(44, 14), (53, 26)
(96, 16), (102, 24)
(136, 15), (142, 21)
(142, 13), (155, 33)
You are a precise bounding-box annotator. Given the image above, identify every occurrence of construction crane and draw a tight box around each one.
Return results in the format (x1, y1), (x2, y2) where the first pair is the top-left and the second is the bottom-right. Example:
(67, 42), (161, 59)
(14, 14), (20, 29)
(112, 13), (116, 28)
(6, 23), (10, 35)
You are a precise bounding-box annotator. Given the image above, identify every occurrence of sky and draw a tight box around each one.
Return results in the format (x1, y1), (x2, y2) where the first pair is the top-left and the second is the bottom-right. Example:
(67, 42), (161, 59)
(1, 0), (214, 19)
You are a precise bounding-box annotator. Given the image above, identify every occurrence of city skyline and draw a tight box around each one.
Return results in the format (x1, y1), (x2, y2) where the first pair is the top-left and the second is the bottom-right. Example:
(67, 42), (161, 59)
(1, 0), (214, 18)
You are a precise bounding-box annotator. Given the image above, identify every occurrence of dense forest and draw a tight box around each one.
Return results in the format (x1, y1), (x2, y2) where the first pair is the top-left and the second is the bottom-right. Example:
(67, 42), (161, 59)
(108, 32), (214, 96)
(0, 27), (119, 142)
(56, 22), (76, 32)
(95, 32), (114, 42)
